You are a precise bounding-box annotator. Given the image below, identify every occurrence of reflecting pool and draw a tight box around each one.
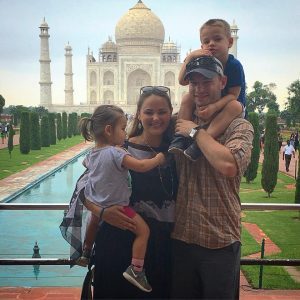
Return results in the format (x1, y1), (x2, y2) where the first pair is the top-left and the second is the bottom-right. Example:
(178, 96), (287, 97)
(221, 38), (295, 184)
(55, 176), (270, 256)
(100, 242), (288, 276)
(0, 154), (88, 286)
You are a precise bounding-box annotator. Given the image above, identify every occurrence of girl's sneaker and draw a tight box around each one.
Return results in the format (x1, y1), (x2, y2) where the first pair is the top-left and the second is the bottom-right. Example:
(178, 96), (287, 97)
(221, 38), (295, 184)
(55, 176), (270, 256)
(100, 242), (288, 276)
(123, 265), (152, 292)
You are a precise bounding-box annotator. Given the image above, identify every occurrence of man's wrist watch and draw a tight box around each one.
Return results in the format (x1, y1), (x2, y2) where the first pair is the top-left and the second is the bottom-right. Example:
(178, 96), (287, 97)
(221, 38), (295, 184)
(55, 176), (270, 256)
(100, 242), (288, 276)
(189, 125), (202, 139)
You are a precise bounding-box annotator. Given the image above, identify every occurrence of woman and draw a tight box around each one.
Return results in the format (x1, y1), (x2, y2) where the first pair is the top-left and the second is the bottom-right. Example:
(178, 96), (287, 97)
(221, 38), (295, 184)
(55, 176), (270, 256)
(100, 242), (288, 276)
(89, 86), (177, 299)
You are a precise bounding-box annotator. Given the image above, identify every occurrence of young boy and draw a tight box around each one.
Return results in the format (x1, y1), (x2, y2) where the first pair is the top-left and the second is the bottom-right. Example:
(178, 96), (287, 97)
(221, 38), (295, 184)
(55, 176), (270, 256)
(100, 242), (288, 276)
(169, 19), (246, 161)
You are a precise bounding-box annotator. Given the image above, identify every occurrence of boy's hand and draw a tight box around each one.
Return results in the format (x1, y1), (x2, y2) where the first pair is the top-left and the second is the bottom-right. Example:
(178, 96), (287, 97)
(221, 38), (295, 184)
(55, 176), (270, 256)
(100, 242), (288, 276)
(186, 49), (212, 63)
(175, 119), (198, 137)
(197, 103), (218, 120)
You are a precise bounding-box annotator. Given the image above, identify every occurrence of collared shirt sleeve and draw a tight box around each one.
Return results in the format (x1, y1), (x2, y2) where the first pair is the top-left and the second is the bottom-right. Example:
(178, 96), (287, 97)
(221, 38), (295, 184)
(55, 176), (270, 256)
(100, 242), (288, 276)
(224, 119), (254, 176)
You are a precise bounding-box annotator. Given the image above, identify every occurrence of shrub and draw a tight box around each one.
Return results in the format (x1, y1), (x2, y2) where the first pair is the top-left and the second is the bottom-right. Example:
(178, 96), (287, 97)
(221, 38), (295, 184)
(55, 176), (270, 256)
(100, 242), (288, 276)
(244, 112), (260, 183)
(30, 112), (41, 150)
(41, 115), (50, 147)
(261, 113), (279, 197)
(49, 113), (56, 145)
(57, 113), (62, 141)
(62, 112), (67, 139)
(67, 113), (73, 138)
(20, 112), (31, 154)
(295, 158), (300, 206)
(8, 124), (15, 158)
(72, 113), (79, 135)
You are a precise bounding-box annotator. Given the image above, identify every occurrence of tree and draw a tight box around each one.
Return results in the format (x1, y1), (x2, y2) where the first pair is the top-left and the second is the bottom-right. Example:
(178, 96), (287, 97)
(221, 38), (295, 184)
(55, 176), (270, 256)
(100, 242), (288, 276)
(6, 105), (29, 126)
(19, 112), (31, 154)
(49, 113), (56, 145)
(286, 79), (300, 125)
(0, 95), (5, 114)
(261, 113), (279, 197)
(72, 112), (79, 135)
(41, 115), (50, 147)
(57, 113), (62, 141)
(280, 109), (293, 128)
(81, 113), (91, 118)
(266, 100), (280, 116)
(244, 112), (260, 183)
(30, 112), (41, 150)
(247, 81), (277, 114)
(62, 112), (67, 139)
(7, 124), (15, 158)
(295, 159), (300, 218)
(67, 113), (72, 138)
(31, 106), (49, 119)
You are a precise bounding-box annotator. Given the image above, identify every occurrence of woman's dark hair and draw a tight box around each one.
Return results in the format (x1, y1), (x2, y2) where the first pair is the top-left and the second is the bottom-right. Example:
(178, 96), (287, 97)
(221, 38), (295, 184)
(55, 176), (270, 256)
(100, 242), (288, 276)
(128, 89), (173, 142)
(79, 105), (124, 142)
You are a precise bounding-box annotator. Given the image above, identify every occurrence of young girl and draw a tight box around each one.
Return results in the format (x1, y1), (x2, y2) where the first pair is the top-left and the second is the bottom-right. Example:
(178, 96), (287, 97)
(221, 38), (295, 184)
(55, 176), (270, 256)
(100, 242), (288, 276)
(60, 105), (165, 293)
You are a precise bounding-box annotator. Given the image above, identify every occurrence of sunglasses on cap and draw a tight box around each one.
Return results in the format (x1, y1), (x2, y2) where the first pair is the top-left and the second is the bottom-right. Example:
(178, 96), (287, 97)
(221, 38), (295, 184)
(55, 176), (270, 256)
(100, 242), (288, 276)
(140, 86), (170, 96)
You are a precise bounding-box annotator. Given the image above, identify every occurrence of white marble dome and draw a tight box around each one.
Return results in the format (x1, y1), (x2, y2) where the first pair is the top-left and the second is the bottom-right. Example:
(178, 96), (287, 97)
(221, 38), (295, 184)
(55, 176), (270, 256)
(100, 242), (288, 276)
(102, 37), (117, 51)
(115, 0), (165, 46)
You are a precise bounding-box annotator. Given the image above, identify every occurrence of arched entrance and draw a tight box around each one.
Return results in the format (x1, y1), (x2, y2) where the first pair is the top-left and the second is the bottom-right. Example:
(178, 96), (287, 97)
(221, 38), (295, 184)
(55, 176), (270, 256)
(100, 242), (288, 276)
(127, 69), (151, 105)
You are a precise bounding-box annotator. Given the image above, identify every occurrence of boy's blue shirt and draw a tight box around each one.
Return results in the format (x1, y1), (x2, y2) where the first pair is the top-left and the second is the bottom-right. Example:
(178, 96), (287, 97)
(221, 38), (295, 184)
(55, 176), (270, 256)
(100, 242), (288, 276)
(222, 54), (246, 108)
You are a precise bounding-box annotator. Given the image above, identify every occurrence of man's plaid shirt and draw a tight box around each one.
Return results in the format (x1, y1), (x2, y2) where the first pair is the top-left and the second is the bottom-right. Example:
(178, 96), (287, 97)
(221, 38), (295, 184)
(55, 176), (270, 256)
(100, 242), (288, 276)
(172, 118), (254, 249)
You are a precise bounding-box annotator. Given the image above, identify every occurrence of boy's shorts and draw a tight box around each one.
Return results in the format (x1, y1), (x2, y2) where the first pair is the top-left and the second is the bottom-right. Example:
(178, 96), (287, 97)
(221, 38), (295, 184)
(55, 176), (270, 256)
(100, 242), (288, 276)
(123, 206), (136, 218)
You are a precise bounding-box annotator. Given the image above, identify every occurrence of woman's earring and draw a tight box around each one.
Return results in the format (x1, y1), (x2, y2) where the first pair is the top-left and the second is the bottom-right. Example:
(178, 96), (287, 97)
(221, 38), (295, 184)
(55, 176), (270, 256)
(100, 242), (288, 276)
(138, 121), (143, 130)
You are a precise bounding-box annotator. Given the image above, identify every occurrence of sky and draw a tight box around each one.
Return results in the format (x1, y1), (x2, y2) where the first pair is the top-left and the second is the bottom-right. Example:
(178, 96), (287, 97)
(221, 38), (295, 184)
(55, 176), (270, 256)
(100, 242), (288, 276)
(1, 0), (300, 110)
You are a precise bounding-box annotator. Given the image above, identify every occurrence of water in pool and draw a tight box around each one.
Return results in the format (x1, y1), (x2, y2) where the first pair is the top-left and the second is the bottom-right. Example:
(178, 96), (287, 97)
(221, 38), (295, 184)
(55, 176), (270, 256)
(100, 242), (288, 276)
(0, 154), (88, 286)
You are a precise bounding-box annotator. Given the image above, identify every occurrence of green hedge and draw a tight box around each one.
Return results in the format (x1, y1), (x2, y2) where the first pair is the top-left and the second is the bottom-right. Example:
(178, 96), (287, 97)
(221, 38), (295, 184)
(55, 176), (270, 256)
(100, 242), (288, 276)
(41, 115), (50, 147)
(30, 112), (41, 150)
(20, 112), (30, 154)
(49, 113), (56, 145)
(261, 113), (279, 197)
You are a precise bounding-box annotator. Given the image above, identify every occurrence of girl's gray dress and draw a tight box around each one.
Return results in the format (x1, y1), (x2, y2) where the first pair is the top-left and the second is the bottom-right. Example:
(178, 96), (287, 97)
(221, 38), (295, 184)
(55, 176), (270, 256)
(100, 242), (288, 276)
(60, 146), (131, 261)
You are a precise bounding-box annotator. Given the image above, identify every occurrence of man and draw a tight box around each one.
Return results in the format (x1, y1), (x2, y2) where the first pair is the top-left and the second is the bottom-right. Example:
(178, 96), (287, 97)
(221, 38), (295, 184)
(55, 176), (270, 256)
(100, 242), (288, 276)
(283, 139), (295, 172)
(171, 55), (253, 299)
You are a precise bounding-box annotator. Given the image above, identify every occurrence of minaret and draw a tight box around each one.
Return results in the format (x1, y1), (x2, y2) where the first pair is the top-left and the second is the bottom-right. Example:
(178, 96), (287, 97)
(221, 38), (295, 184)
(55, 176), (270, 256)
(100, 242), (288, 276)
(64, 42), (74, 106)
(39, 18), (52, 107)
(230, 20), (239, 58)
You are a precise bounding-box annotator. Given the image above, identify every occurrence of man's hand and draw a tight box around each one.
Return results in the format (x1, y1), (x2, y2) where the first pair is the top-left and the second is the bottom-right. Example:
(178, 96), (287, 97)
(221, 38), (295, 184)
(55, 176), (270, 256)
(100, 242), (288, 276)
(175, 119), (198, 137)
(102, 205), (136, 231)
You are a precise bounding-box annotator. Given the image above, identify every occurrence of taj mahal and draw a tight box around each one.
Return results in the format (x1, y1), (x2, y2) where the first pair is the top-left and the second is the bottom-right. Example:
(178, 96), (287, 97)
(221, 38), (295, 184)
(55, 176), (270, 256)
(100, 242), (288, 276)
(39, 0), (239, 114)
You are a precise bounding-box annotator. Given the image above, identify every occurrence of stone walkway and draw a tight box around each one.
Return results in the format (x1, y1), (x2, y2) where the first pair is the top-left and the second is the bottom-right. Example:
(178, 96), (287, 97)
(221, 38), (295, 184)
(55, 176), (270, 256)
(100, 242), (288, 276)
(242, 222), (281, 257)
(261, 144), (299, 179)
(0, 133), (20, 150)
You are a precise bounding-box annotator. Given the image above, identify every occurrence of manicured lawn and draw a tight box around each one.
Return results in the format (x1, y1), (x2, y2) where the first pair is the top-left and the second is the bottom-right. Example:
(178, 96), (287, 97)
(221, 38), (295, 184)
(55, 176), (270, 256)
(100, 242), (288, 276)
(240, 167), (300, 289)
(241, 225), (261, 256)
(240, 165), (295, 203)
(0, 136), (85, 180)
(241, 211), (300, 289)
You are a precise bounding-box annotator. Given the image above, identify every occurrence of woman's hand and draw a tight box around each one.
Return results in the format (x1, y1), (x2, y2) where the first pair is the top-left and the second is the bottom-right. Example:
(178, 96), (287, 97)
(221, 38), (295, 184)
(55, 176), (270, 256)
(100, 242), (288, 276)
(102, 205), (137, 231)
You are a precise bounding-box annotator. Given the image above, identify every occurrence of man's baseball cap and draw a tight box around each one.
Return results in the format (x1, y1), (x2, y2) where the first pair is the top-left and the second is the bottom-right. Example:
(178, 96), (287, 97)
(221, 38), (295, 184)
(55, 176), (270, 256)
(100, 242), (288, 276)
(184, 55), (224, 80)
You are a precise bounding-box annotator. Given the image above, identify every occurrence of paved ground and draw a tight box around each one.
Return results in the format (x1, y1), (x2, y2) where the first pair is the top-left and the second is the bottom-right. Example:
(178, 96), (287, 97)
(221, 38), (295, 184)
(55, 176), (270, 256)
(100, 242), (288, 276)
(0, 134), (19, 150)
(0, 140), (299, 299)
(261, 143), (299, 179)
(0, 286), (299, 299)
